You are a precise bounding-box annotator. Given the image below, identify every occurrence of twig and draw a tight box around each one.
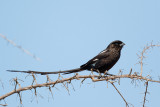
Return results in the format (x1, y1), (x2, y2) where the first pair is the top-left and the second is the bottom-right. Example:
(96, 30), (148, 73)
(59, 75), (70, 95)
(0, 34), (40, 61)
(0, 79), (4, 89)
(0, 104), (8, 106)
(143, 81), (149, 107)
(31, 73), (37, 85)
(138, 42), (160, 76)
(129, 68), (132, 75)
(110, 82), (129, 107)
(80, 78), (86, 87)
(18, 92), (22, 104)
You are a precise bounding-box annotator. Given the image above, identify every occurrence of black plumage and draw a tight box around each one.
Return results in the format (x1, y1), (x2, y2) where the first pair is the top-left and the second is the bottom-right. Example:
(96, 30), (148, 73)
(7, 40), (125, 75)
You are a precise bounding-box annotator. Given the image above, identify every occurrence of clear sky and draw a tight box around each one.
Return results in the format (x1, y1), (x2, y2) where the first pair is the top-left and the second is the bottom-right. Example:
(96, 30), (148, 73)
(0, 0), (160, 107)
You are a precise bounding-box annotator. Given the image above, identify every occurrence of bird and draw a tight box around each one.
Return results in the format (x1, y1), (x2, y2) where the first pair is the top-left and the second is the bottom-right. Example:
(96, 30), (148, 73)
(7, 40), (125, 75)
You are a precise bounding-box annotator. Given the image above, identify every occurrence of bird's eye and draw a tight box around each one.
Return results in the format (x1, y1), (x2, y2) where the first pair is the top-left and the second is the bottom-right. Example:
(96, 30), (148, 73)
(115, 43), (119, 45)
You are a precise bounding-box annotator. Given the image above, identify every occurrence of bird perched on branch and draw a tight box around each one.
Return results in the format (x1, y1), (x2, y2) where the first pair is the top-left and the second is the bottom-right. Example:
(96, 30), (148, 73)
(8, 40), (125, 75)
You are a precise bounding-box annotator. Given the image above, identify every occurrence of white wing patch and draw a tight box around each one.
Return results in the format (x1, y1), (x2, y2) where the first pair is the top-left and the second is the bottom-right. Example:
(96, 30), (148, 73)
(93, 58), (99, 62)
(99, 50), (107, 54)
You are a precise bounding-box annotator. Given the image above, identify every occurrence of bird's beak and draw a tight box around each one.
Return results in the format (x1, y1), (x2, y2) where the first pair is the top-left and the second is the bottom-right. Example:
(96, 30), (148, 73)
(120, 43), (125, 46)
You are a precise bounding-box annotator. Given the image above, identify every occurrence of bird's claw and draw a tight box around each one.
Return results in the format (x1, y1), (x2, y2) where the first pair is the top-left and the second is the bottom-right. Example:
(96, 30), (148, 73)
(104, 73), (115, 76)
(98, 75), (102, 79)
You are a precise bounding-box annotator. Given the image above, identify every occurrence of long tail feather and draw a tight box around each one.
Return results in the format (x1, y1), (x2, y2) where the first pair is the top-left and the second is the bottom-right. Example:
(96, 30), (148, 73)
(7, 68), (84, 75)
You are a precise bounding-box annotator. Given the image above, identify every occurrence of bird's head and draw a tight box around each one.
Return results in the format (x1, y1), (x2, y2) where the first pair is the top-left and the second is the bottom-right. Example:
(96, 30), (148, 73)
(107, 40), (125, 51)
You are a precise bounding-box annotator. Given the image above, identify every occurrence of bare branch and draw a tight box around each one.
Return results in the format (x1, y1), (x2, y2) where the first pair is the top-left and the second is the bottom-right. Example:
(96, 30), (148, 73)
(0, 73), (160, 101)
(143, 81), (149, 107)
(110, 82), (129, 107)
(137, 42), (160, 76)
(0, 79), (4, 89)
(0, 34), (40, 61)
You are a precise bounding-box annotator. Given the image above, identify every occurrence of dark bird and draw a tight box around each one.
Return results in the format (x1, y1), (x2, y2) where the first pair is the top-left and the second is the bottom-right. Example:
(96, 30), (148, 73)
(7, 40), (125, 75)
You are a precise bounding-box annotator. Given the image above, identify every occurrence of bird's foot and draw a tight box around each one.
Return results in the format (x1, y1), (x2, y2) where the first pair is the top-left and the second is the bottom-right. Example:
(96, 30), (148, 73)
(104, 73), (115, 76)
(98, 73), (102, 79)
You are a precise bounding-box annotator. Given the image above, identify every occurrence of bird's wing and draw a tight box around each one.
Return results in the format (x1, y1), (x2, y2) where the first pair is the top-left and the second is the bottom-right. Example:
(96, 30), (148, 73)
(80, 49), (110, 68)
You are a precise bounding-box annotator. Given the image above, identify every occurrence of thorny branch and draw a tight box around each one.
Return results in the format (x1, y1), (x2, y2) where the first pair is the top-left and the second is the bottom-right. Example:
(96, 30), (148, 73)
(0, 73), (160, 102)
(137, 42), (160, 76)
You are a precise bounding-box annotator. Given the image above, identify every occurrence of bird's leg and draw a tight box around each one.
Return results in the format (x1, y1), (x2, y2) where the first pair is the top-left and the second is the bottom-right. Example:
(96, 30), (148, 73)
(104, 70), (108, 76)
(104, 70), (115, 76)
(90, 68), (94, 75)
(90, 68), (97, 80)
(96, 69), (102, 79)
